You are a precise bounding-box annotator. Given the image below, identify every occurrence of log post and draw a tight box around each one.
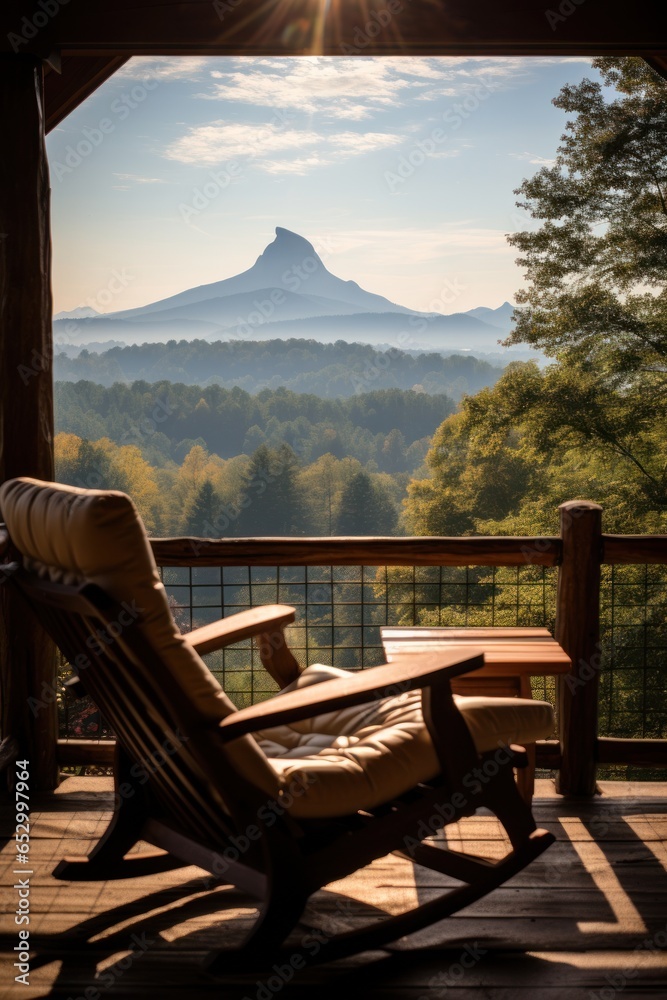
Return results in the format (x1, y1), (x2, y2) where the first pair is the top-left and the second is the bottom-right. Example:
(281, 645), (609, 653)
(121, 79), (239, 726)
(0, 56), (57, 790)
(555, 501), (603, 797)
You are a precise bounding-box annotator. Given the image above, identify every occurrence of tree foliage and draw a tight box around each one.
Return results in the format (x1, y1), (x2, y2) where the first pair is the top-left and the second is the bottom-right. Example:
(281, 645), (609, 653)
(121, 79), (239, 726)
(335, 472), (398, 536)
(499, 57), (667, 508)
(55, 382), (454, 476)
(54, 338), (502, 400)
(406, 58), (667, 536)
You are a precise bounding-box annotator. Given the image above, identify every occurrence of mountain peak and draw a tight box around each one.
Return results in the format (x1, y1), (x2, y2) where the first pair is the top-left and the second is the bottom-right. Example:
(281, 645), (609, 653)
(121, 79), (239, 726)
(276, 226), (310, 245)
(103, 227), (412, 324)
(255, 227), (321, 268)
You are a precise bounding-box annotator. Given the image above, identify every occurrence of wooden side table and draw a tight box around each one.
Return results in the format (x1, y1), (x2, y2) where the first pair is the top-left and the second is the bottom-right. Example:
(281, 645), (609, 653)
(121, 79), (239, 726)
(380, 626), (572, 802)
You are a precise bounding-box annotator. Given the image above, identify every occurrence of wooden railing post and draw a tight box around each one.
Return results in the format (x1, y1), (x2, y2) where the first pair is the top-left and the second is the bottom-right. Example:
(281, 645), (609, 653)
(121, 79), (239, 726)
(0, 56), (57, 790)
(556, 500), (603, 796)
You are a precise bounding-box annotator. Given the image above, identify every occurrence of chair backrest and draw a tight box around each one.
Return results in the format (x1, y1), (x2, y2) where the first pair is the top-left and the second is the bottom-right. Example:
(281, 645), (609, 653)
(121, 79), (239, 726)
(0, 477), (282, 844)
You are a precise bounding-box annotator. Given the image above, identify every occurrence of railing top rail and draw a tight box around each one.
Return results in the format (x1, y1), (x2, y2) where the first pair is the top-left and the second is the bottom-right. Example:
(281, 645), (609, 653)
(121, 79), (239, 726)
(602, 534), (667, 565)
(149, 535), (562, 568)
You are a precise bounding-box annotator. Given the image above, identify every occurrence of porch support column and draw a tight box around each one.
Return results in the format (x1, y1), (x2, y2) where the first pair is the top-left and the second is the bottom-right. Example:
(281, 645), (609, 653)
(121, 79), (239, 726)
(556, 501), (603, 797)
(0, 55), (57, 790)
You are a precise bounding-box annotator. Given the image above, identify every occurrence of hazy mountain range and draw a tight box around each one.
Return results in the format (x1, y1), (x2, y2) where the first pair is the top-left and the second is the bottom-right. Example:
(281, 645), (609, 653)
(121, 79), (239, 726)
(54, 227), (517, 353)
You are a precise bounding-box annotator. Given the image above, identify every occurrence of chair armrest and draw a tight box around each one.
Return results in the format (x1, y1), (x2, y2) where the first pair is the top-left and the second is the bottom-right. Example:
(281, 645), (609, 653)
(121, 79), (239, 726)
(217, 648), (484, 742)
(183, 604), (296, 656)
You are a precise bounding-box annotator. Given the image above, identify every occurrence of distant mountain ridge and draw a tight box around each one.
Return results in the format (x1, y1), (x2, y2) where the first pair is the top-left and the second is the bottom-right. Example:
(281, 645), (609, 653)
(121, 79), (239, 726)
(53, 338), (505, 399)
(54, 306), (101, 321)
(54, 227), (516, 352)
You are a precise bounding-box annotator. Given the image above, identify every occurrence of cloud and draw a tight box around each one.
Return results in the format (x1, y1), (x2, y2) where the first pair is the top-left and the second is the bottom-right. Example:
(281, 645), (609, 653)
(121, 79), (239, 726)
(195, 55), (558, 126)
(261, 156), (332, 176)
(328, 132), (403, 154)
(116, 56), (210, 82)
(509, 151), (556, 166)
(117, 54), (593, 107)
(165, 122), (322, 163)
(164, 121), (402, 172)
(113, 173), (167, 184)
(203, 57), (460, 118)
(324, 225), (513, 263)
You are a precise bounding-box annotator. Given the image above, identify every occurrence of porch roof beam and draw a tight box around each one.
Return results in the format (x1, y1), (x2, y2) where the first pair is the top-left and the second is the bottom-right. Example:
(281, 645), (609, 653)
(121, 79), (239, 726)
(3, 0), (667, 59)
(44, 56), (129, 133)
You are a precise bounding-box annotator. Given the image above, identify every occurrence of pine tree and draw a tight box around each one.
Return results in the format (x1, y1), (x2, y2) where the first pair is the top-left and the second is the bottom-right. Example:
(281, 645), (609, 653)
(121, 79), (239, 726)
(334, 471), (397, 535)
(187, 480), (220, 536)
(235, 444), (306, 535)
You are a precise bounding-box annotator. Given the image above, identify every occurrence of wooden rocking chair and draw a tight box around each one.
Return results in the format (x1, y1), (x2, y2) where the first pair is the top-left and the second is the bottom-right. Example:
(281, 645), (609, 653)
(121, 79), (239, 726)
(0, 477), (556, 971)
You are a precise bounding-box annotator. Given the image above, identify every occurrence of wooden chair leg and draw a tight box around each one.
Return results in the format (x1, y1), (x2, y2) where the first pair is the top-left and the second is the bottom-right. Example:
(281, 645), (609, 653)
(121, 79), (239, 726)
(482, 745), (539, 849)
(516, 743), (536, 805)
(204, 824), (309, 975)
(204, 882), (308, 975)
(255, 626), (301, 688)
(54, 744), (187, 881)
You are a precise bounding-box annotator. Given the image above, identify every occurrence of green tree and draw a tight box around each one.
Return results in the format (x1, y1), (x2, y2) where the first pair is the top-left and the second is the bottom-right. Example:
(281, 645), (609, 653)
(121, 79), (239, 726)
(404, 407), (536, 535)
(186, 480), (220, 536)
(55, 435), (130, 494)
(334, 471), (398, 536)
(297, 454), (365, 534)
(235, 444), (306, 535)
(504, 56), (667, 510)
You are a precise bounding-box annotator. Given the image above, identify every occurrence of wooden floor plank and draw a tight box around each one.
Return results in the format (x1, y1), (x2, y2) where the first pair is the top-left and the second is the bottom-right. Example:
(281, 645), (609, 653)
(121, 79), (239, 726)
(1, 779), (666, 997)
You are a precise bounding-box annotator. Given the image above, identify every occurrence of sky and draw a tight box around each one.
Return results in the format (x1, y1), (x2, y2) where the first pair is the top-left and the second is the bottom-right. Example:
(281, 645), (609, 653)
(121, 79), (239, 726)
(47, 55), (602, 316)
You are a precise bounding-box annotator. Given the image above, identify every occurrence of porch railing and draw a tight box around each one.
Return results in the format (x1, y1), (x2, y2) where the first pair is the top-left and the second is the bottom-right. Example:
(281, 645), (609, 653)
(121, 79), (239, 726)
(53, 500), (667, 795)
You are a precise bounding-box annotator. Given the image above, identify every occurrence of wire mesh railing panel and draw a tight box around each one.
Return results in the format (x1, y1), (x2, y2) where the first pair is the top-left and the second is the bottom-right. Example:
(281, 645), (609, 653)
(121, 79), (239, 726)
(56, 562), (559, 736)
(52, 548), (667, 782)
(599, 564), (667, 741)
(159, 563), (558, 707)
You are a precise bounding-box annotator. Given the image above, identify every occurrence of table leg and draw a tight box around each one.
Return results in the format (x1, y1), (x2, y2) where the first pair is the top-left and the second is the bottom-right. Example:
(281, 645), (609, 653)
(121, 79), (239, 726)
(517, 675), (536, 804)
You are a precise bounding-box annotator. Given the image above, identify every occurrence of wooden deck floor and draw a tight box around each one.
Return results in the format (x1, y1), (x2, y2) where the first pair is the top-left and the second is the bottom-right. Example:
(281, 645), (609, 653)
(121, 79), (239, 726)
(1, 778), (666, 998)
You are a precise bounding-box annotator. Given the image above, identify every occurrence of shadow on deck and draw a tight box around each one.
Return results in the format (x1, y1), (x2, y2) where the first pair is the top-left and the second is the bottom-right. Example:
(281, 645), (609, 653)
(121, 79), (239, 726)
(1, 779), (666, 998)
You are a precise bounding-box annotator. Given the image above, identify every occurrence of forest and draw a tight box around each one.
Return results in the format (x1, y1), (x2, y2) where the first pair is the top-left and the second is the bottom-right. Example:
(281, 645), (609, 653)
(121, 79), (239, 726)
(54, 382), (457, 536)
(53, 338), (504, 399)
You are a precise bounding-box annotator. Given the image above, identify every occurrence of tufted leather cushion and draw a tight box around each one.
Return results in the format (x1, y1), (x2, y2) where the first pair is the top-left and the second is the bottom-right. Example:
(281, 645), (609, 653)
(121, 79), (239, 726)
(257, 664), (554, 818)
